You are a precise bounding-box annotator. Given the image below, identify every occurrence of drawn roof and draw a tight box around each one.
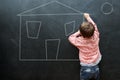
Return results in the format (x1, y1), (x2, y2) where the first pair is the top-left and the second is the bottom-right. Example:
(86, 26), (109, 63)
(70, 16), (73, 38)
(17, 1), (83, 16)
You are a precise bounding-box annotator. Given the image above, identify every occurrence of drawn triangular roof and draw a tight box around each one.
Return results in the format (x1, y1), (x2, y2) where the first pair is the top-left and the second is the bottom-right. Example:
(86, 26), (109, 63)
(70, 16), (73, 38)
(17, 1), (83, 16)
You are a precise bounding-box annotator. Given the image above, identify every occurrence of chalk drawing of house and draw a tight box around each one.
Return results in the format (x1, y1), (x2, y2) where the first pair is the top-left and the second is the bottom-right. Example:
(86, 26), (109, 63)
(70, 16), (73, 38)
(17, 0), (83, 61)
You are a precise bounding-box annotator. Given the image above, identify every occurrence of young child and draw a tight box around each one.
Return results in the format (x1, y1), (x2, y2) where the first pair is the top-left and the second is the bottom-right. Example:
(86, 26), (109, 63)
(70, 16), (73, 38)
(68, 13), (102, 80)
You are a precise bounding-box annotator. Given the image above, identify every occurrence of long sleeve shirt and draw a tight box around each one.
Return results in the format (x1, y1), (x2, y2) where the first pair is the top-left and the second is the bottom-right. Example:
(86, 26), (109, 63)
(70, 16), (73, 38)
(68, 17), (102, 66)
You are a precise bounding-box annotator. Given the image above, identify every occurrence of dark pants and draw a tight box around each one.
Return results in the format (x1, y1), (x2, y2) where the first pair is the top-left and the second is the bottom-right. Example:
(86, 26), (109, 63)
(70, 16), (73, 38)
(80, 65), (100, 80)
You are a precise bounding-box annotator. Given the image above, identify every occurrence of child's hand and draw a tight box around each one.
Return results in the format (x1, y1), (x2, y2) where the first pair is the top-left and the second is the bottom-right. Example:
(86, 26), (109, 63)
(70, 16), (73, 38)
(84, 13), (90, 18)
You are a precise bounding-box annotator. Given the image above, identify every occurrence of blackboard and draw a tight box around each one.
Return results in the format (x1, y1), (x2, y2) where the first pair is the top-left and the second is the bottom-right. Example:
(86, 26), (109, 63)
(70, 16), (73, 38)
(0, 0), (120, 80)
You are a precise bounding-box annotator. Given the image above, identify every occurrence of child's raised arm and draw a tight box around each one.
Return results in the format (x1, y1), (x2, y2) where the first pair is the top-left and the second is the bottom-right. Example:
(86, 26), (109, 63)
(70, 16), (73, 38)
(83, 13), (99, 32)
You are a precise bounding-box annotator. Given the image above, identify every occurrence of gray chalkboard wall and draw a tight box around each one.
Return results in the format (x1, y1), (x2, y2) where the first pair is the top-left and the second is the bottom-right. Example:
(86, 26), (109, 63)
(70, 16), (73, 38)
(0, 0), (120, 80)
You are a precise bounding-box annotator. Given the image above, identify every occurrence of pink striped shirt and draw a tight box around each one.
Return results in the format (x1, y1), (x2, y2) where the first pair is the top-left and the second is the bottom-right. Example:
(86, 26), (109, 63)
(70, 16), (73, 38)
(68, 17), (102, 66)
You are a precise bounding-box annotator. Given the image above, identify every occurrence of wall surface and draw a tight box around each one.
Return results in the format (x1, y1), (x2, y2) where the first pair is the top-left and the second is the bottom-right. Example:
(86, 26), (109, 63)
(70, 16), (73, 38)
(0, 0), (120, 80)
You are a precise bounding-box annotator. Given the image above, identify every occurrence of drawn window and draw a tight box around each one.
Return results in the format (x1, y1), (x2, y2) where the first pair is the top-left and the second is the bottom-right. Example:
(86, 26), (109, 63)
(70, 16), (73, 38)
(64, 21), (75, 36)
(26, 21), (42, 39)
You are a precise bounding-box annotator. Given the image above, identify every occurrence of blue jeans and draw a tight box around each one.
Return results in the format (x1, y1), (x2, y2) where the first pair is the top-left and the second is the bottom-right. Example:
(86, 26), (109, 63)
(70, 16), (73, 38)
(80, 65), (100, 80)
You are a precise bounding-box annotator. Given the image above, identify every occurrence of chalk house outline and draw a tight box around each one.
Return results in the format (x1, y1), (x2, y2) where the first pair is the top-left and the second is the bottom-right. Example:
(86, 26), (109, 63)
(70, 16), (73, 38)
(17, 0), (83, 61)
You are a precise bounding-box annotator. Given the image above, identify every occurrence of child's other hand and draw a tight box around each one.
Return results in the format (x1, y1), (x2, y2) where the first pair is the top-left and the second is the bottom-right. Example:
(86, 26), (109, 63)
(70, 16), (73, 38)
(84, 13), (90, 18)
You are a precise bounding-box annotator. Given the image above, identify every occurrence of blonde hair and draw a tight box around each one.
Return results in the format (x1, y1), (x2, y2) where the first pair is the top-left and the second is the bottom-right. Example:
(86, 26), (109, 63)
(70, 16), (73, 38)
(80, 22), (95, 38)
